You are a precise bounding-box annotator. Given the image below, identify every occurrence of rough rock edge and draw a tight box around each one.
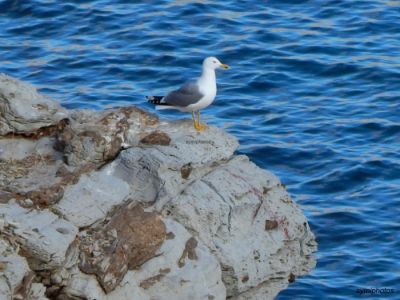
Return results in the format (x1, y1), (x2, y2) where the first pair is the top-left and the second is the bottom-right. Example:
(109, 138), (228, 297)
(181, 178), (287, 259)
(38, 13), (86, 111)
(0, 73), (68, 136)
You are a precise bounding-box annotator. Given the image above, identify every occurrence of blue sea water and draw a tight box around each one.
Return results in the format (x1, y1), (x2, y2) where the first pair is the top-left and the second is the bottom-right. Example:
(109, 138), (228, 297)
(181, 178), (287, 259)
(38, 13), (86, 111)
(1, 0), (399, 299)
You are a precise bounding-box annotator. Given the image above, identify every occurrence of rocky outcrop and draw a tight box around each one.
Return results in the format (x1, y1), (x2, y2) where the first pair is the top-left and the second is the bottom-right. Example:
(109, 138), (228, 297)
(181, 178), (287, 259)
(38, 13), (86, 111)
(0, 74), (68, 137)
(0, 74), (317, 300)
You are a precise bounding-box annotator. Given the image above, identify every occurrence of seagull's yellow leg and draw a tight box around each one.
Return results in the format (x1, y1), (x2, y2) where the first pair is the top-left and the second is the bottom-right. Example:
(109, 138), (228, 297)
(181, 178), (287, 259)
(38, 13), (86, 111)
(191, 111), (205, 131)
(196, 111), (206, 131)
(192, 111), (199, 130)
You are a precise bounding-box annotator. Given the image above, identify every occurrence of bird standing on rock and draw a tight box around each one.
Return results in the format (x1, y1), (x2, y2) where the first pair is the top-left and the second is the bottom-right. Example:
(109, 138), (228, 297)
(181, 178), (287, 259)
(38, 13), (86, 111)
(147, 56), (229, 132)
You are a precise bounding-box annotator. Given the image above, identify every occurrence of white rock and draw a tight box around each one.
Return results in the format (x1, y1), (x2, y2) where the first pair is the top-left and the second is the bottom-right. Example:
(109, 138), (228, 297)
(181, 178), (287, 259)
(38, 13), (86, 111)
(0, 255), (31, 299)
(110, 124), (239, 204)
(0, 239), (31, 300)
(62, 268), (106, 300)
(0, 203), (78, 270)
(162, 155), (317, 296)
(232, 279), (288, 300)
(106, 275), (150, 300)
(0, 137), (57, 161)
(62, 267), (150, 300)
(28, 283), (49, 300)
(54, 170), (130, 227)
(0, 283), (9, 300)
(0, 73), (67, 135)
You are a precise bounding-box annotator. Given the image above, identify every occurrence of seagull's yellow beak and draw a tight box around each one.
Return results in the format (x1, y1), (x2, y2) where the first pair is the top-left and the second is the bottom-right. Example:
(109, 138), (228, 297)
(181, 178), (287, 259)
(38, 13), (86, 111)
(220, 63), (229, 69)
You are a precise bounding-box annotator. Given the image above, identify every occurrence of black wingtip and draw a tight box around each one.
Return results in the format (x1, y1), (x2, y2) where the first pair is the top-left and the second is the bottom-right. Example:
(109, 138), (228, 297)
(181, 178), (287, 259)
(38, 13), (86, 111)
(147, 96), (164, 105)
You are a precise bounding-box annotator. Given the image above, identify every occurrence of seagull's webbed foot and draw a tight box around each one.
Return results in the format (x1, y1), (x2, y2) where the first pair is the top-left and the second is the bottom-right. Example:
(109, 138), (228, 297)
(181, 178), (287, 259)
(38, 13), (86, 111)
(194, 122), (206, 132)
(192, 111), (206, 132)
(194, 110), (207, 132)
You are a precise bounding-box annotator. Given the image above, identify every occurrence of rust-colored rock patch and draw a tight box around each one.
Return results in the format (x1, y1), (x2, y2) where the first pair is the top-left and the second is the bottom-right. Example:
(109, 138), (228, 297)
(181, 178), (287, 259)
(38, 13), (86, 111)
(14, 272), (35, 300)
(1, 118), (69, 140)
(288, 273), (296, 283)
(140, 131), (171, 146)
(265, 219), (279, 230)
(178, 237), (198, 268)
(26, 185), (64, 206)
(180, 163), (192, 179)
(139, 268), (171, 290)
(58, 107), (159, 166)
(0, 158), (99, 207)
(79, 204), (166, 293)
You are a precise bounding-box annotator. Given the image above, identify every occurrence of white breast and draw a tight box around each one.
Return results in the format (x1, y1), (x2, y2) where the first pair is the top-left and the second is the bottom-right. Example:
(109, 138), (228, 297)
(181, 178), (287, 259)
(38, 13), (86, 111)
(186, 71), (217, 111)
(190, 90), (216, 111)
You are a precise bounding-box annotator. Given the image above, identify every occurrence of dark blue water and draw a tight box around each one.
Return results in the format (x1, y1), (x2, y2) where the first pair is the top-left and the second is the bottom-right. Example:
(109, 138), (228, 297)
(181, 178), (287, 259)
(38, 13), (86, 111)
(1, 1), (399, 299)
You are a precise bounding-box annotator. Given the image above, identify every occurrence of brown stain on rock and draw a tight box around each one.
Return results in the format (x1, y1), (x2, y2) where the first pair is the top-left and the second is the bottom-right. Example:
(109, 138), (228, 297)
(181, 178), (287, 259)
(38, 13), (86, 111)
(180, 279), (190, 285)
(0, 154), (53, 179)
(0, 154), (60, 205)
(265, 219), (279, 230)
(139, 268), (171, 290)
(58, 107), (159, 166)
(1, 159), (99, 207)
(14, 271), (35, 300)
(129, 106), (159, 126)
(1, 118), (69, 140)
(178, 237), (198, 268)
(180, 163), (192, 179)
(263, 186), (272, 194)
(166, 232), (175, 240)
(26, 185), (64, 206)
(79, 204), (166, 293)
(241, 274), (249, 283)
(0, 191), (17, 203)
(140, 131), (171, 146)
(288, 272), (296, 283)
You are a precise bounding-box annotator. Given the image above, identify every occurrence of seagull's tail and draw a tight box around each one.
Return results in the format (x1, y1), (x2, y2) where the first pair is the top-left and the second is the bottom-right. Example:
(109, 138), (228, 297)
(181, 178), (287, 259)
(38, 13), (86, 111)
(146, 95), (165, 105)
(146, 96), (175, 110)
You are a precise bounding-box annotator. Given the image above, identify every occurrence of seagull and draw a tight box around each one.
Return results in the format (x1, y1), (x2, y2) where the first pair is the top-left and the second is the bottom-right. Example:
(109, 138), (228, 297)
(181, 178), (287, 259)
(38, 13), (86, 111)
(146, 57), (229, 131)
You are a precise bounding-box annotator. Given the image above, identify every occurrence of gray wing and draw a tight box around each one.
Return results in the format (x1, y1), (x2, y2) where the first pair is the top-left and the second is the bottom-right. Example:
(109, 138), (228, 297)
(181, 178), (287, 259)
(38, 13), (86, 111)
(163, 81), (204, 107)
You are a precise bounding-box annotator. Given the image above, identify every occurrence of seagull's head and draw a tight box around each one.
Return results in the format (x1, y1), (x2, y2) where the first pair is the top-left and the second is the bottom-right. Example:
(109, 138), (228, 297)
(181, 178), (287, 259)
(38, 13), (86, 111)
(203, 56), (229, 70)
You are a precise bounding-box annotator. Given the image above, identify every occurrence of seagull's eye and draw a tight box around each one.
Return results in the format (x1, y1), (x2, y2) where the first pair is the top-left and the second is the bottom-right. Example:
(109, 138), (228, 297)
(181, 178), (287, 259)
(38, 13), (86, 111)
(213, 60), (217, 63)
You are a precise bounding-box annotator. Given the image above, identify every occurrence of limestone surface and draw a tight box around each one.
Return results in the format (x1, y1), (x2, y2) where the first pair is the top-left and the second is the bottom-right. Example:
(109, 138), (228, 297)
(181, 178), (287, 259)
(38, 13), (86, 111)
(0, 202), (78, 270)
(162, 155), (317, 296)
(54, 171), (130, 227)
(0, 73), (67, 136)
(123, 218), (226, 300)
(0, 74), (317, 300)
(0, 237), (50, 300)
